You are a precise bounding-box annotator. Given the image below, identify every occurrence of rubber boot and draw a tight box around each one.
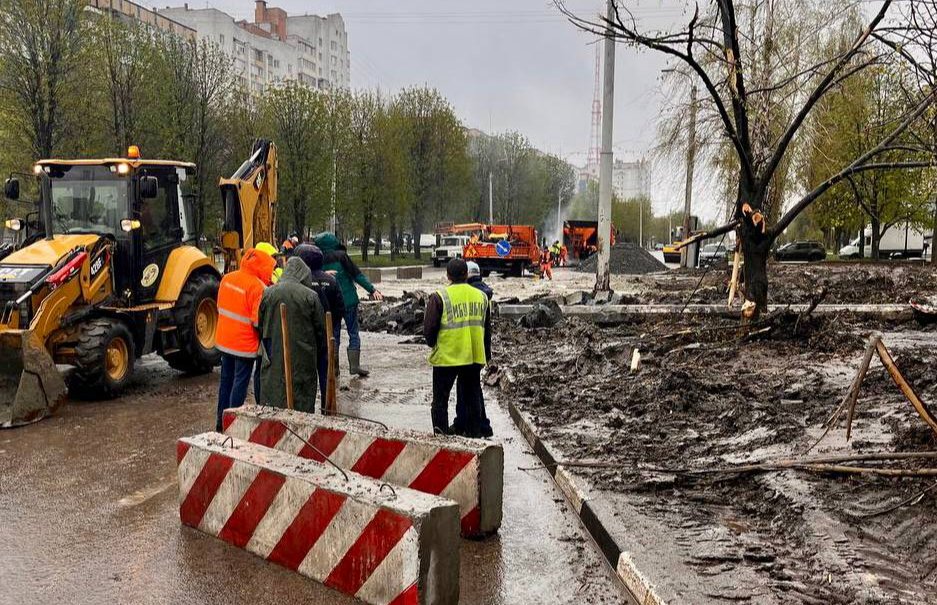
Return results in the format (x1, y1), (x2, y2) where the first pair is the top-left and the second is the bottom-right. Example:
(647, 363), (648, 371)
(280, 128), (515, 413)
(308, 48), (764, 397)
(347, 349), (369, 377)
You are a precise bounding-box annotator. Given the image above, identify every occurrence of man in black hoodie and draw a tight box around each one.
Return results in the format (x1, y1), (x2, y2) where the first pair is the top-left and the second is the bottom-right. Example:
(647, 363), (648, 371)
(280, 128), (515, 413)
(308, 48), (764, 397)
(295, 243), (345, 405)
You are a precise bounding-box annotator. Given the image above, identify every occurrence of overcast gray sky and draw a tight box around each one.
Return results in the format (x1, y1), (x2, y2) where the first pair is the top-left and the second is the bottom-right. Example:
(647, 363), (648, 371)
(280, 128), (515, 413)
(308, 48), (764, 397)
(150, 1), (716, 219)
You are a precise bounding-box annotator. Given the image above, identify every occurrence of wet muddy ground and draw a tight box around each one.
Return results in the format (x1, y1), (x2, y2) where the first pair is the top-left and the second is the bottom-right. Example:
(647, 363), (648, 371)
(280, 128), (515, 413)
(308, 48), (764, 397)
(0, 334), (625, 605)
(491, 309), (937, 604)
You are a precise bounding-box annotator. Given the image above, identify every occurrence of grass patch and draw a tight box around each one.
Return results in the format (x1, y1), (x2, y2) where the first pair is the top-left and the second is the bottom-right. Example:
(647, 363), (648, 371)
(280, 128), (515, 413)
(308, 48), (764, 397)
(348, 252), (432, 268)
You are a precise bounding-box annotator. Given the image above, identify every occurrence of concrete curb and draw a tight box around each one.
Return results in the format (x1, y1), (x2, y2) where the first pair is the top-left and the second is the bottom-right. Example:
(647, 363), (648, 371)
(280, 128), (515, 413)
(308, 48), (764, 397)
(224, 405), (504, 538)
(506, 402), (668, 605)
(177, 432), (461, 605)
(498, 303), (912, 321)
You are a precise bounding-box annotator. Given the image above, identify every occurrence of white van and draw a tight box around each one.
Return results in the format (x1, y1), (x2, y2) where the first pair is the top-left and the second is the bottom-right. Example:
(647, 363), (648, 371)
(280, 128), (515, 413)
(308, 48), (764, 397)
(838, 223), (925, 259)
(432, 235), (469, 267)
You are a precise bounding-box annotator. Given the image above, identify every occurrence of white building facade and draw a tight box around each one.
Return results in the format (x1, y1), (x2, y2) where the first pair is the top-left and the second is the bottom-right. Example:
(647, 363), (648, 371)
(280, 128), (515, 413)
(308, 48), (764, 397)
(159, 1), (350, 95)
(612, 158), (650, 201)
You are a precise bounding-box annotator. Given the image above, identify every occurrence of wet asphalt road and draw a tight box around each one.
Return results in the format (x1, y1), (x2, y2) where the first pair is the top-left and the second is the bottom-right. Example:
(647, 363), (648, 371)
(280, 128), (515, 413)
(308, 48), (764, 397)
(0, 332), (626, 605)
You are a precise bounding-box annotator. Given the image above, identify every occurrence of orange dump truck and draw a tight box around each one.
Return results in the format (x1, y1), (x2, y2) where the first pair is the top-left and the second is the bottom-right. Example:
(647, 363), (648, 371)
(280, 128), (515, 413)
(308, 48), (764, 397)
(461, 224), (540, 277)
(563, 220), (616, 261)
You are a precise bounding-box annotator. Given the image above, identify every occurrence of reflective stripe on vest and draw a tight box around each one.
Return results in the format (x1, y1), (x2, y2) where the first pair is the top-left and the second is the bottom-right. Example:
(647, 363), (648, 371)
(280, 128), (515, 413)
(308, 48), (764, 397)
(429, 283), (488, 367)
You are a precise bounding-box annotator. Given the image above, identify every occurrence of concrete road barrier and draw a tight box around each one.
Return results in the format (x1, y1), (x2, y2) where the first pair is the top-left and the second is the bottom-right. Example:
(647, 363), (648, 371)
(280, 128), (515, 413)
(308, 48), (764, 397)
(361, 268), (382, 284)
(177, 432), (460, 605)
(396, 266), (423, 280)
(223, 405), (503, 538)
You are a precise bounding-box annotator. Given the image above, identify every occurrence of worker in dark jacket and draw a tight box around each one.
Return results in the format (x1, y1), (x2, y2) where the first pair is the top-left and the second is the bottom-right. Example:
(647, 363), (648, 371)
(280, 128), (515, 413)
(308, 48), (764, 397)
(466, 261), (493, 300)
(424, 258), (493, 438)
(257, 257), (327, 413)
(313, 232), (383, 377)
(294, 243), (344, 403)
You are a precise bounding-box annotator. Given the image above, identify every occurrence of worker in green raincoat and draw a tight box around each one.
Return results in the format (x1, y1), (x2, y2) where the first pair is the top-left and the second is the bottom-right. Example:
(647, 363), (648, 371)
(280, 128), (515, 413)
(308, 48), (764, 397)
(258, 257), (327, 412)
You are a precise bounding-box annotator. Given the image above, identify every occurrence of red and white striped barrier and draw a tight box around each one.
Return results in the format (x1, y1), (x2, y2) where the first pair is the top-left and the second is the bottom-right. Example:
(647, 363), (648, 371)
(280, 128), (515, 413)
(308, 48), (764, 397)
(223, 405), (504, 538)
(177, 432), (460, 605)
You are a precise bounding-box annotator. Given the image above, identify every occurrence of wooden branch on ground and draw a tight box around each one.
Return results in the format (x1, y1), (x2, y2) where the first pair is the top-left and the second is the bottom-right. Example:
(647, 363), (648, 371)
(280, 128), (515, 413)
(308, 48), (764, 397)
(876, 339), (937, 436)
(845, 332), (884, 439)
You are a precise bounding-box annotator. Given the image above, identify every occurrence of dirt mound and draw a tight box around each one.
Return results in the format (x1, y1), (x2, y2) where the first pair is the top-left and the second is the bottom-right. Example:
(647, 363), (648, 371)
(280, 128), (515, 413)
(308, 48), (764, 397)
(490, 315), (937, 604)
(576, 243), (667, 275)
(640, 262), (937, 306)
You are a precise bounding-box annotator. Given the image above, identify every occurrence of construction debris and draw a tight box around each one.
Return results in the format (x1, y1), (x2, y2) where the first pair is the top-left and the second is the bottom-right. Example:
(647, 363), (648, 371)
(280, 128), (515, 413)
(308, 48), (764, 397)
(490, 310), (937, 604)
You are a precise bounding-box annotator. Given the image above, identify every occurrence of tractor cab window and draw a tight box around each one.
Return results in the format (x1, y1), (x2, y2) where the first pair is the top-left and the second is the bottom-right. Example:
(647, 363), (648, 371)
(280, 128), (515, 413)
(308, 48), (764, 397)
(48, 167), (126, 236)
(139, 171), (180, 252)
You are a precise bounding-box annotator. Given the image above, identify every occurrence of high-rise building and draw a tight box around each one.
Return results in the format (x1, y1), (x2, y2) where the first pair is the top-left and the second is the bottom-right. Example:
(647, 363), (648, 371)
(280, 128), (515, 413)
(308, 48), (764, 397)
(612, 158), (650, 201)
(88, 0), (196, 41)
(158, 1), (350, 94)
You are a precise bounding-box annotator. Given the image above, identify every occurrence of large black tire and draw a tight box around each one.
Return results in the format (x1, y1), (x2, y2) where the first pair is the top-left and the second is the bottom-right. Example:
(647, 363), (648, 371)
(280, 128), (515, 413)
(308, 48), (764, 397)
(68, 318), (135, 399)
(511, 262), (523, 278)
(164, 272), (221, 374)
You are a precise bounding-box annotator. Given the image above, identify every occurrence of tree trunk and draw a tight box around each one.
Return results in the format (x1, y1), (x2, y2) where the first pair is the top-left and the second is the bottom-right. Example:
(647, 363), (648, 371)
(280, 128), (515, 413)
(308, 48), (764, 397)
(871, 214), (881, 260)
(373, 228), (382, 257)
(361, 219), (371, 263)
(740, 220), (772, 317)
(931, 193), (937, 264)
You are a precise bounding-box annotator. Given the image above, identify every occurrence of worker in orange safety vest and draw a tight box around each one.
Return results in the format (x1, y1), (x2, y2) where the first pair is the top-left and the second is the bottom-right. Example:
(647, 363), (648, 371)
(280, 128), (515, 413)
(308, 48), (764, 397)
(539, 247), (553, 281)
(215, 247), (276, 430)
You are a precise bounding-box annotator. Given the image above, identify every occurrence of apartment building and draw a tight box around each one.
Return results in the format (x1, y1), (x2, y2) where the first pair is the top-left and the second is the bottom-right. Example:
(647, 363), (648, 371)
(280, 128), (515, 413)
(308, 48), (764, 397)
(159, 1), (351, 94)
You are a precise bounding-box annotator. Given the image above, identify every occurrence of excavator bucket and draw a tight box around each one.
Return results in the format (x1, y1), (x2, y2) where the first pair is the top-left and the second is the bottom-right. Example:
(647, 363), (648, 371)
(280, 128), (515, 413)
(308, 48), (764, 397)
(0, 330), (66, 428)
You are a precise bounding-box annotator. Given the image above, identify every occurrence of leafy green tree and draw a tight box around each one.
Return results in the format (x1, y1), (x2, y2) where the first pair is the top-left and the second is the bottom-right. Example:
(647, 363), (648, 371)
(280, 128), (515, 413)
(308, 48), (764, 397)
(394, 86), (469, 258)
(262, 82), (328, 237)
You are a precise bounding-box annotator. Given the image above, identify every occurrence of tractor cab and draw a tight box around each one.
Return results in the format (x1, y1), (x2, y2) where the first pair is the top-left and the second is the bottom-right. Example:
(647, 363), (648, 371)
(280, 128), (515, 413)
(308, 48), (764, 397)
(4, 147), (199, 305)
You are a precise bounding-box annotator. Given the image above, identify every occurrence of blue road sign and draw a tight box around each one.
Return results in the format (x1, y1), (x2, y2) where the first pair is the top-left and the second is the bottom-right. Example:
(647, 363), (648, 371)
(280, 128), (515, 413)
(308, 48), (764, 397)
(495, 240), (512, 257)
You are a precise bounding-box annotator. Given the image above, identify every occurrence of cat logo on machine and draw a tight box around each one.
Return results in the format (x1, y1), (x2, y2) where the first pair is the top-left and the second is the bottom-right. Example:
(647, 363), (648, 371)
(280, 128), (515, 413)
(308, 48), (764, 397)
(141, 263), (160, 288)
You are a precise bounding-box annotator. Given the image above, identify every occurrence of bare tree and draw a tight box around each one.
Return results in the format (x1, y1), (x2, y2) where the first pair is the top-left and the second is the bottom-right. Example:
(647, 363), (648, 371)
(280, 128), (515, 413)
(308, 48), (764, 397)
(560, 0), (936, 317)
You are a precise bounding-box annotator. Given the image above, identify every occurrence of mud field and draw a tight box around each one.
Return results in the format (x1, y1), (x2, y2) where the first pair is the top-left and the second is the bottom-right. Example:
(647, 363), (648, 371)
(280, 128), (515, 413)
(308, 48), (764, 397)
(634, 261), (937, 306)
(491, 309), (937, 604)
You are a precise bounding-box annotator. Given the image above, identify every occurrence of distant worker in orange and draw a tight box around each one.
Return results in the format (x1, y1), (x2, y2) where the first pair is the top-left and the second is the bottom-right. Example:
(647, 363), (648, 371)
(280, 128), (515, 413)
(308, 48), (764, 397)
(560, 243), (568, 266)
(215, 247), (276, 431)
(539, 246), (553, 281)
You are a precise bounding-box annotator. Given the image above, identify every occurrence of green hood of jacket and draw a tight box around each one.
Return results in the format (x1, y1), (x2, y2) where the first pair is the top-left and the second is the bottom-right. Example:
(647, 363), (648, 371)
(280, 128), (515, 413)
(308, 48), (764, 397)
(312, 232), (373, 308)
(314, 232), (341, 253)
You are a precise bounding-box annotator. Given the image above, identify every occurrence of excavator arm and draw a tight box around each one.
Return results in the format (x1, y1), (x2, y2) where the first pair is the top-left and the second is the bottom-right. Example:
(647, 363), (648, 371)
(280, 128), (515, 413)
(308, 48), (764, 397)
(219, 139), (278, 273)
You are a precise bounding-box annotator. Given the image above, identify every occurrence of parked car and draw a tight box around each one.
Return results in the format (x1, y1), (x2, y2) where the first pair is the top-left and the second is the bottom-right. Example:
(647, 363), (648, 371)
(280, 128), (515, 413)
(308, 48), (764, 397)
(698, 242), (729, 267)
(774, 240), (826, 262)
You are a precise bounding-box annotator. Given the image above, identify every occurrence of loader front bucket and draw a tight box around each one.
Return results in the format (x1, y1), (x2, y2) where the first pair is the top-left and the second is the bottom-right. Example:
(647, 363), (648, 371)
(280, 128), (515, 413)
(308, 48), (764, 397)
(0, 330), (66, 428)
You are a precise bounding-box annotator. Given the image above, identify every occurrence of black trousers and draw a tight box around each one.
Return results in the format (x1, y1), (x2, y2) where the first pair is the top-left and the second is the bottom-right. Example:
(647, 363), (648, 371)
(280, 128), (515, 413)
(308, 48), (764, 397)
(432, 364), (492, 437)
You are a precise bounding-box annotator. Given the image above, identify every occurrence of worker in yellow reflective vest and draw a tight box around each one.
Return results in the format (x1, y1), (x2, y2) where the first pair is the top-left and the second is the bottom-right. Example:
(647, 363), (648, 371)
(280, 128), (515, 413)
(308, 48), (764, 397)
(256, 242), (283, 283)
(423, 258), (493, 438)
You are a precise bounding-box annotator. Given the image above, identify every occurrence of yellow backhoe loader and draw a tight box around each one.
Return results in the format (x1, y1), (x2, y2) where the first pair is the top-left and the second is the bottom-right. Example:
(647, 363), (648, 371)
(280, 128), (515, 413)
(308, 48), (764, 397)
(0, 140), (276, 427)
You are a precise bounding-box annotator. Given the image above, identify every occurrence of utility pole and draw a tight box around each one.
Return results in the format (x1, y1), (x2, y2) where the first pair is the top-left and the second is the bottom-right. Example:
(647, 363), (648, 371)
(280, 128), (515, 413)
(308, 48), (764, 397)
(680, 84), (698, 268)
(595, 0), (615, 292)
(638, 199), (643, 248)
(557, 187), (563, 243)
(488, 171), (494, 224)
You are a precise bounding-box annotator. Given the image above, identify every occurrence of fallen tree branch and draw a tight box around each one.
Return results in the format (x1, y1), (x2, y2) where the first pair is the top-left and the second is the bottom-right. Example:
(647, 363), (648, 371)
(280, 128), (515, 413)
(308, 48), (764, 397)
(846, 332), (884, 439)
(876, 339), (937, 436)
